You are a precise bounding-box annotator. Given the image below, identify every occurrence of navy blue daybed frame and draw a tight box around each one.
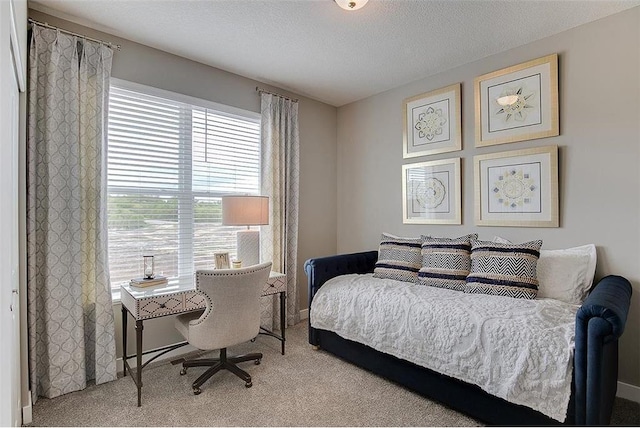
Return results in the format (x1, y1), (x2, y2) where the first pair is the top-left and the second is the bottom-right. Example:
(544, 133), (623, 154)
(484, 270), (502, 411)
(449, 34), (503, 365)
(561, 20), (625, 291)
(305, 251), (632, 425)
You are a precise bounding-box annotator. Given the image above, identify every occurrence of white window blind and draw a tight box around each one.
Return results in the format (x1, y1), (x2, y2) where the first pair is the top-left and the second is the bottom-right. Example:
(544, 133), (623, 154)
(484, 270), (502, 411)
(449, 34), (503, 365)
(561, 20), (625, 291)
(107, 84), (260, 291)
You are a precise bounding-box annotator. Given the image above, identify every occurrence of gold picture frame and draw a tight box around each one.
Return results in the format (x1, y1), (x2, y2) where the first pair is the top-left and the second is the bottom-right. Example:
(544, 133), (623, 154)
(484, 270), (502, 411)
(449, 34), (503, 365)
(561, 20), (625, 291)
(402, 157), (461, 225)
(474, 54), (559, 147)
(474, 146), (558, 227)
(403, 83), (462, 158)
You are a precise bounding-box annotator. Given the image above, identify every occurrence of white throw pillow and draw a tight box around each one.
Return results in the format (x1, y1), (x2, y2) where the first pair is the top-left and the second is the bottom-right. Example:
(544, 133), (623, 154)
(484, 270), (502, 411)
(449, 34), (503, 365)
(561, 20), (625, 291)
(492, 237), (597, 305)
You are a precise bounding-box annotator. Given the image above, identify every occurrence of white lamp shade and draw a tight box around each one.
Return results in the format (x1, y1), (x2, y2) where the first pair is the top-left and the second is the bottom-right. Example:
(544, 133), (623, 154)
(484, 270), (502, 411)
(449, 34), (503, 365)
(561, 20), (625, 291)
(222, 195), (269, 226)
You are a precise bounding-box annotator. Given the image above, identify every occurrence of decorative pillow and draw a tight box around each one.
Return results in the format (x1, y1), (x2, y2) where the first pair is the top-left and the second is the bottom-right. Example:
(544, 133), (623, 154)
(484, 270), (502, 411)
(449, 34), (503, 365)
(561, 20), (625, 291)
(536, 245), (597, 304)
(493, 237), (597, 305)
(466, 239), (542, 299)
(418, 234), (477, 291)
(373, 233), (422, 282)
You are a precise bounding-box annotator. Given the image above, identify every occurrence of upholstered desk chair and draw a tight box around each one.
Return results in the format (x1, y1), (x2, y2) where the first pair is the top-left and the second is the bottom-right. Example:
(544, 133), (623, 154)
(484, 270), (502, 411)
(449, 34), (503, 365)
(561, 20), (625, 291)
(175, 262), (272, 394)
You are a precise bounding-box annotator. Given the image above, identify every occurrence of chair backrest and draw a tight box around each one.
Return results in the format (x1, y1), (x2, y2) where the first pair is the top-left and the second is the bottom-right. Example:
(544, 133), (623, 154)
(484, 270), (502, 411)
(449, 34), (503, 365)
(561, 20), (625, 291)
(188, 262), (272, 351)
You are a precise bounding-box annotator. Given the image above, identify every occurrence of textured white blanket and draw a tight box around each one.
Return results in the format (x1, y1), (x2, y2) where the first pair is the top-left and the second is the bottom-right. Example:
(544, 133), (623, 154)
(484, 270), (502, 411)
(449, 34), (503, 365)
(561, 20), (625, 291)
(310, 274), (578, 421)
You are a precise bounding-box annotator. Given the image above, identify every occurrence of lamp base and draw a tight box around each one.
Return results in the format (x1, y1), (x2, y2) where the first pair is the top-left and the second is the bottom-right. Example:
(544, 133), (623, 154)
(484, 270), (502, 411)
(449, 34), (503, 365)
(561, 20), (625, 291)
(237, 229), (260, 267)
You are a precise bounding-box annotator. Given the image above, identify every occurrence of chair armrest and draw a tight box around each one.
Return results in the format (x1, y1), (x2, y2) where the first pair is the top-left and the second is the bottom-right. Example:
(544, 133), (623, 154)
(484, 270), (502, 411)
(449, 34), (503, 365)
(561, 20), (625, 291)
(574, 275), (632, 425)
(304, 251), (378, 345)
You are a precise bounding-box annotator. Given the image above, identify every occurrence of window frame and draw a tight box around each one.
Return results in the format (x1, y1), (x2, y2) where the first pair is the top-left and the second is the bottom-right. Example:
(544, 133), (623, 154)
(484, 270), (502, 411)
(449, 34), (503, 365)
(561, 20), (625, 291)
(107, 79), (261, 302)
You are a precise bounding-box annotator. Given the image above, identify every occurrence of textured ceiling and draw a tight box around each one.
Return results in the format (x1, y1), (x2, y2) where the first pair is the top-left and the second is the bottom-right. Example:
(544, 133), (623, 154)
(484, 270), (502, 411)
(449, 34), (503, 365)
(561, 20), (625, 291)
(30, 0), (639, 106)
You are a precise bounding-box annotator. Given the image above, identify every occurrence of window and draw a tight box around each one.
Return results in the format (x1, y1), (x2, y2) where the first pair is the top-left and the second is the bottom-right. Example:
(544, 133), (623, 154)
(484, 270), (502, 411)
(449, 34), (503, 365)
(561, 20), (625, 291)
(107, 81), (260, 292)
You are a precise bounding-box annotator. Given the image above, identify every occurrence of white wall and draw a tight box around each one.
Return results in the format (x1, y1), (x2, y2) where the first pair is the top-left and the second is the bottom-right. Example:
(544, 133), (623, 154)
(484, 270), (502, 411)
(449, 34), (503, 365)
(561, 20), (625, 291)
(28, 8), (337, 372)
(336, 7), (640, 387)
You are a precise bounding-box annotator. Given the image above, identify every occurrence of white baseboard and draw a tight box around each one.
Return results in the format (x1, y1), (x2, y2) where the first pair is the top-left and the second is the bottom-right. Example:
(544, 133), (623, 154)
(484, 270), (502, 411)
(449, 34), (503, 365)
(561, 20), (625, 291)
(116, 343), (200, 374)
(22, 393), (32, 425)
(299, 308), (309, 320)
(617, 381), (640, 403)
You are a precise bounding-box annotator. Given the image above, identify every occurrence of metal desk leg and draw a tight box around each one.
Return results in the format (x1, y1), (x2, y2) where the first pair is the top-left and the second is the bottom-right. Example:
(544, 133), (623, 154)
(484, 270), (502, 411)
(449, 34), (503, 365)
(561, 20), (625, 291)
(280, 291), (286, 355)
(135, 319), (143, 407)
(122, 306), (127, 377)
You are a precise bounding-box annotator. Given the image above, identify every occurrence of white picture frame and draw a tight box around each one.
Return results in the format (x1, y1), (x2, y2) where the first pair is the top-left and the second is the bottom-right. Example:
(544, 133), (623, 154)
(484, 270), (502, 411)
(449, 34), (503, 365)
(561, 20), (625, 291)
(474, 146), (559, 227)
(214, 252), (230, 269)
(403, 83), (462, 158)
(402, 157), (461, 225)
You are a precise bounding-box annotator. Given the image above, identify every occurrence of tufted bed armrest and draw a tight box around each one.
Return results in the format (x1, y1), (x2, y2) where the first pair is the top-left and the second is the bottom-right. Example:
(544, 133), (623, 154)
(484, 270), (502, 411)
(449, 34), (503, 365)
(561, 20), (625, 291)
(574, 275), (632, 425)
(305, 251), (378, 345)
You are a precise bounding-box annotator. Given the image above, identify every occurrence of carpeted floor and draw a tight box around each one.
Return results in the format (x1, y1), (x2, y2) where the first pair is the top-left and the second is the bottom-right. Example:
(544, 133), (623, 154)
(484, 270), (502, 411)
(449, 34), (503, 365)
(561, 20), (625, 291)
(30, 322), (639, 427)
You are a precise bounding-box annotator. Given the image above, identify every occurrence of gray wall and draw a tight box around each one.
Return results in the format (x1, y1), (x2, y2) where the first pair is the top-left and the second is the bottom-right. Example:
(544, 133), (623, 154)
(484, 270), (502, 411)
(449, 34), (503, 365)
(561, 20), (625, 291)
(336, 7), (640, 387)
(28, 9), (338, 362)
(29, 5), (640, 391)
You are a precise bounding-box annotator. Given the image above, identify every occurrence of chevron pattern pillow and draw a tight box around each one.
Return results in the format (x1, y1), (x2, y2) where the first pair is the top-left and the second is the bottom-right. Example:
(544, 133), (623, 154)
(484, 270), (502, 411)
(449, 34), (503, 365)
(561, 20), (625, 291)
(373, 233), (423, 282)
(418, 234), (477, 291)
(465, 239), (542, 299)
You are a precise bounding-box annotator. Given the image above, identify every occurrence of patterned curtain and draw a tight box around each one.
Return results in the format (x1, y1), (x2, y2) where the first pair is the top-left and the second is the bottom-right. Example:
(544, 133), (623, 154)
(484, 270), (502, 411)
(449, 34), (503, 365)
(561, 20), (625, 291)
(259, 93), (300, 329)
(27, 25), (117, 401)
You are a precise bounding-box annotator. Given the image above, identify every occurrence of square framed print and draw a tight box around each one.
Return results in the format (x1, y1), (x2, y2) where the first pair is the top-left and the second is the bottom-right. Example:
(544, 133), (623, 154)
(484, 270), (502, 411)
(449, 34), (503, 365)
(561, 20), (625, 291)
(474, 145), (558, 227)
(402, 157), (461, 224)
(474, 54), (558, 147)
(403, 83), (461, 158)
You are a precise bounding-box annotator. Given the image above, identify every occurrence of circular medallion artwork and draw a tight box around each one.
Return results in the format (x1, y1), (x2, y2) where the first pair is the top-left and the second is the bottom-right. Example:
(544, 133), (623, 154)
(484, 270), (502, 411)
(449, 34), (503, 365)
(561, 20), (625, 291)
(493, 169), (536, 209)
(414, 106), (447, 141)
(415, 177), (446, 209)
(494, 86), (536, 123)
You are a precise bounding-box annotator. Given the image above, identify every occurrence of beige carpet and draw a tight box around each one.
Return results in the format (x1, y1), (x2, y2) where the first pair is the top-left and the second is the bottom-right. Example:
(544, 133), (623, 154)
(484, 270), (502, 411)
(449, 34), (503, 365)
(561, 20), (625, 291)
(30, 322), (639, 427)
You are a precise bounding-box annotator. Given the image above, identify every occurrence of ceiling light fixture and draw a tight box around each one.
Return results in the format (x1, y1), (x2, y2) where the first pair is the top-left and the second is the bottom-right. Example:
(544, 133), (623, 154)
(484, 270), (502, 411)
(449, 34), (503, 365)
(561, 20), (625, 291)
(335, 0), (369, 11)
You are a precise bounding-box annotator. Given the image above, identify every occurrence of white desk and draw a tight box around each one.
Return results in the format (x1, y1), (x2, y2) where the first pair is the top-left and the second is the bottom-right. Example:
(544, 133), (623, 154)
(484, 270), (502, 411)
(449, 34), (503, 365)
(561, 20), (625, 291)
(120, 271), (287, 406)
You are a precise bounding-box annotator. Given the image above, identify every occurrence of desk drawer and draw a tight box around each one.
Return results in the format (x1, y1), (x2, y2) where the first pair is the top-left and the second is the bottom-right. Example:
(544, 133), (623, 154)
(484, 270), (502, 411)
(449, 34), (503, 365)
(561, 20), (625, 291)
(138, 295), (185, 319)
(263, 273), (287, 296)
(184, 291), (207, 311)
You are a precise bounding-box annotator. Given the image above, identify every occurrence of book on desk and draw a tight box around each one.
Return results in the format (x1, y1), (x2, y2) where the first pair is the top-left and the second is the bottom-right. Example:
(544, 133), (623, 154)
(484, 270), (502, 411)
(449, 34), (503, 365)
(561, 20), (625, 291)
(129, 275), (168, 288)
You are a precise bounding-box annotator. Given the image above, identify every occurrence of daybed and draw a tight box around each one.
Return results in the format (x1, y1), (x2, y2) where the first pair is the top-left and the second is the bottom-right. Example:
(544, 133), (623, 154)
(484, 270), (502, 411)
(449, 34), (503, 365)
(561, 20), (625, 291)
(305, 249), (632, 425)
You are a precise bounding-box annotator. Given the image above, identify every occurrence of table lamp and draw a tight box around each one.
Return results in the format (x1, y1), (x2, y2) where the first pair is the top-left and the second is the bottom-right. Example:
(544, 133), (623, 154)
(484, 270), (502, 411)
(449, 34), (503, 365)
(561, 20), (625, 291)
(221, 195), (269, 267)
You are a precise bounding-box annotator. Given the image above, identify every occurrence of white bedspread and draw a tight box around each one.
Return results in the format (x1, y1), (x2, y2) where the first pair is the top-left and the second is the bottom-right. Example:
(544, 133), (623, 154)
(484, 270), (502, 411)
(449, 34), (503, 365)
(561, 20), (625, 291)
(310, 274), (578, 421)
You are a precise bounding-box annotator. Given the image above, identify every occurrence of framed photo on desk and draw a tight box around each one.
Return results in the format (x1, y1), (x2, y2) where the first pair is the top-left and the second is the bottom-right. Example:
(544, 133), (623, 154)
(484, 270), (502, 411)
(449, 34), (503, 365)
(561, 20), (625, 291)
(214, 252), (230, 269)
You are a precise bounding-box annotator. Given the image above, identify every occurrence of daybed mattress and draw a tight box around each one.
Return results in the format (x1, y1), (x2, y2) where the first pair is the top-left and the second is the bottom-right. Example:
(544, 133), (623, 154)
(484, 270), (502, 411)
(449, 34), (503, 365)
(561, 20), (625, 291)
(310, 273), (578, 421)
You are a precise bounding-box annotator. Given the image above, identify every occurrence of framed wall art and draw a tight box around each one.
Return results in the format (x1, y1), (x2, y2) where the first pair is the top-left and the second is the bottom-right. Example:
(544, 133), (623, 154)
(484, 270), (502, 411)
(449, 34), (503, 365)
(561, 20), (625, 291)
(474, 146), (558, 227)
(403, 83), (461, 158)
(474, 54), (558, 147)
(402, 157), (461, 225)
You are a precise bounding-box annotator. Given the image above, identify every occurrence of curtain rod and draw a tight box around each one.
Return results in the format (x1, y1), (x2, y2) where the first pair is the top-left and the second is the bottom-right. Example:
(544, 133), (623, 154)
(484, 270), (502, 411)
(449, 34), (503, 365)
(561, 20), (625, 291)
(255, 86), (298, 103)
(28, 18), (122, 51)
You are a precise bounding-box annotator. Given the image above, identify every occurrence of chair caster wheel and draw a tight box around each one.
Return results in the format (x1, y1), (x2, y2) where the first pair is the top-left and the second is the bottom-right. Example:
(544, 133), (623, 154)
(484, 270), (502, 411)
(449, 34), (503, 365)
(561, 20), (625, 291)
(250, 337), (256, 342)
(180, 368), (187, 375)
(254, 359), (261, 365)
(245, 382), (252, 388)
(193, 387), (201, 395)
